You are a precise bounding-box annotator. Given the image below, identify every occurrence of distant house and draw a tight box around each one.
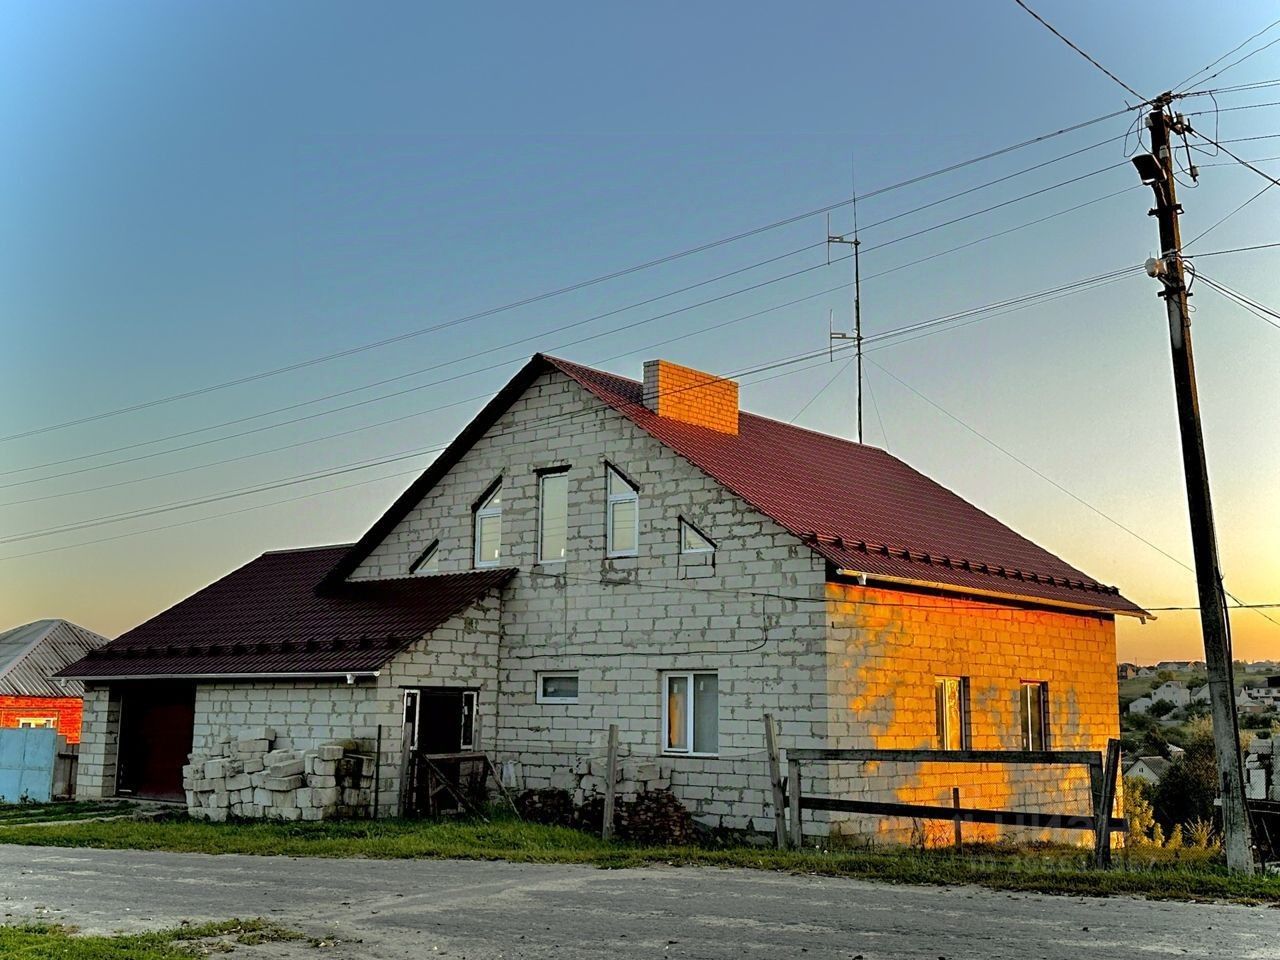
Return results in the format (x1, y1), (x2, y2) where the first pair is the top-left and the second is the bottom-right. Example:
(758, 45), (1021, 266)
(1236, 689), (1269, 715)
(1136, 666), (1156, 678)
(1124, 755), (1172, 784)
(1156, 661), (1192, 672)
(0, 620), (108, 743)
(1117, 662), (1138, 680)
(1128, 696), (1154, 715)
(1150, 680), (1190, 708)
(1190, 684), (1210, 704)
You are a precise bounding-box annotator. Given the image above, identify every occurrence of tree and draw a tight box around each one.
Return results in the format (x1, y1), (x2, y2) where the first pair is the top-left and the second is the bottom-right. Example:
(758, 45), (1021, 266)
(1148, 699), (1176, 719)
(1152, 719), (1218, 832)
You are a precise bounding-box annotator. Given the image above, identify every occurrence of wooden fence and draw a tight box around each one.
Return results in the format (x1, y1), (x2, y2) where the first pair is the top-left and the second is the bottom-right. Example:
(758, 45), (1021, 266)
(764, 720), (1124, 867)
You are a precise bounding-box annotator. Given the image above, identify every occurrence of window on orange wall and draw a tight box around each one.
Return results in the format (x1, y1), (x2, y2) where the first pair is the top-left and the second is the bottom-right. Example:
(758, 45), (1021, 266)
(1019, 681), (1049, 751)
(17, 717), (57, 730)
(934, 676), (969, 750)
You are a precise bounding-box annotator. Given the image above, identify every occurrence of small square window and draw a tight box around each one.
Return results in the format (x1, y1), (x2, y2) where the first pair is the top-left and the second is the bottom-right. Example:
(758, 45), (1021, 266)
(537, 673), (580, 703)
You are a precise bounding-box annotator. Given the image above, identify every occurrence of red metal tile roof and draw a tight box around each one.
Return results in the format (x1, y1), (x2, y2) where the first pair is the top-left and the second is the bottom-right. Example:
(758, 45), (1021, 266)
(56, 546), (515, 680)
(543, 356), (1142, 616)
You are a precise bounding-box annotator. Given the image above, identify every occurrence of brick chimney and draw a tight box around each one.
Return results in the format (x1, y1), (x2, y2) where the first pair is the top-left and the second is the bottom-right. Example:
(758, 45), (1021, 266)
(642, 359), (739, 435)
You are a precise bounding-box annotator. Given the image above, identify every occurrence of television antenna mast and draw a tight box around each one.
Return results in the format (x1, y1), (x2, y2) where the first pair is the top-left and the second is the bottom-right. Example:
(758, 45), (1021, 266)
(827, 163), (864, 443)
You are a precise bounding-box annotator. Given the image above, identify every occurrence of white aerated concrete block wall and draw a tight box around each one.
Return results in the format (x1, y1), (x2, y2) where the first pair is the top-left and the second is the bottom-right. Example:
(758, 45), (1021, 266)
(351, 368), (831, 835)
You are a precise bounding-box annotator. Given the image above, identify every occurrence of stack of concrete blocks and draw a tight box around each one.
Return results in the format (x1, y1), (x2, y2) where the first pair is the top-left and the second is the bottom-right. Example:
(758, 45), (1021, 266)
(1245, 736), (1276, 801)
(183, 727), (374, 821)
(570, 754), (671, 807)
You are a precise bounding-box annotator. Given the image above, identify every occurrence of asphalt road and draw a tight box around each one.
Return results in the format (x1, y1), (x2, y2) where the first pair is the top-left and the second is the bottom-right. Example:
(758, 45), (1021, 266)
(0, 846), (1276, 959)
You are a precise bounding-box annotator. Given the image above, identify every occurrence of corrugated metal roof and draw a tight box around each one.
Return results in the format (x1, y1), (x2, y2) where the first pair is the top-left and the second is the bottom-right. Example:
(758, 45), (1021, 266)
(0, 619), (110, 697)
(543, 356), (1142, 615)
(57, 547), (515, 680)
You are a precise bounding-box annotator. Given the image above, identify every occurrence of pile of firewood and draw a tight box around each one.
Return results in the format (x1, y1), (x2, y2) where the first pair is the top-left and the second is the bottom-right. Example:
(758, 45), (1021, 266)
(614, 789), (696, 845)
(515, 787), (576, 827)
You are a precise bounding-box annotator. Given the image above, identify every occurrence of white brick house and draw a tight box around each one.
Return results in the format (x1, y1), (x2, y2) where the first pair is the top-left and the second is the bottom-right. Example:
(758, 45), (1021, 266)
(63, 354), (1142, 837)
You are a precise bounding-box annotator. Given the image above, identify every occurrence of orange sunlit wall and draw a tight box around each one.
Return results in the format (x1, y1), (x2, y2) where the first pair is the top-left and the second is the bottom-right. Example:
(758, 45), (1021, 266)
(0, 696), (85, 743)
(824, 583), (1119, 845)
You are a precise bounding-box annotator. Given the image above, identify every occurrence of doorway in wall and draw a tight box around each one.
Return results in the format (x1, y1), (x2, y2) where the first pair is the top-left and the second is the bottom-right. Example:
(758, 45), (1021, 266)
(402, 687), (479, 816)
(115, 682), (196, 802)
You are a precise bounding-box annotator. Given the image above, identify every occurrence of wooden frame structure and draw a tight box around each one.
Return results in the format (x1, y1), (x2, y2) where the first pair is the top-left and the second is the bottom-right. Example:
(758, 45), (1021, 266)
(777, 740), (1124, 867)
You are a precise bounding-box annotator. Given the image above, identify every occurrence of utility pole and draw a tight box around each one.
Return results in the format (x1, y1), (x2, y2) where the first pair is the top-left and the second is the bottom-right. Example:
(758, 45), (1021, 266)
(1134, 92), (1254, 873)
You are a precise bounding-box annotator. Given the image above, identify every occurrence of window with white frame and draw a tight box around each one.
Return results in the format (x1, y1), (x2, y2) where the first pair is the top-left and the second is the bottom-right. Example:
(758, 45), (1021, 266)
(408, 539), (439, 575)
(536, 672), (580, 703)
(538, 470), (569, 563)
(663, 671), (718, 755)
(606, 465), (638, 557)
(934, 676), (969, 750)
(679, 517), (715, 554)
(473, 481), (503, 567)
(1019, 681), (1049, 751)
(17, 718), (56, 730)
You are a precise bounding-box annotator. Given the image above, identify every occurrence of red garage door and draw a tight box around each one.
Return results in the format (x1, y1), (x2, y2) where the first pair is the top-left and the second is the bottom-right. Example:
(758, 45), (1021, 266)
(116, 684), (195, 802)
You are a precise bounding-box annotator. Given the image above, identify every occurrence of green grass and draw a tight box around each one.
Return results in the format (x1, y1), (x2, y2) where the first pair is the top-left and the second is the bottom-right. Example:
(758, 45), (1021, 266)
(0, 919), (304, 959)
(0, 801), (139, 827)
(1, 813), (1278, 904)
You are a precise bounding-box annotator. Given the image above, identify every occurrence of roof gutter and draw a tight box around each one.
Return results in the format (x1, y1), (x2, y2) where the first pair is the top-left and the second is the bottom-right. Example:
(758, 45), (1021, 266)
(832, 569), (1151, 620)
(64, 670), (383, 683)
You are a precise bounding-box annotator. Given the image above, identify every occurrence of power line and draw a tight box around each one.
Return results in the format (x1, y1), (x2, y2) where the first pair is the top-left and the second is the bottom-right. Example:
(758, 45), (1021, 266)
(866, 358), (1280, 631)
(1011, 0), (1147, 102)
(6, 174), (1143, 488)
(1184, 33), (1280, 93)
(1196, 273), (1280, 332)
(1186, 240), (1280, 258)
(3, 265), (1138, 506)
(0, 266), (1140, 545)
(1175, 17), (1280, 91)
(0, 105), (1142, 445)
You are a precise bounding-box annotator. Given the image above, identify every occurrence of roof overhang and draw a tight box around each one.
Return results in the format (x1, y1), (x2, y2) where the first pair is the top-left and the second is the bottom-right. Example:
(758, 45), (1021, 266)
(832, 569), (1152, 620)
(68, 670), (383, 683)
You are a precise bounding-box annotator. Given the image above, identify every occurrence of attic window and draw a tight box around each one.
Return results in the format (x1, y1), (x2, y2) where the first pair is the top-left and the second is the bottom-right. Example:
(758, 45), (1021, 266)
(606, 465), (638, 557)
(408, 539), (440, 575)
(474, 480), (503, 568)
(679, 518), (715, 554)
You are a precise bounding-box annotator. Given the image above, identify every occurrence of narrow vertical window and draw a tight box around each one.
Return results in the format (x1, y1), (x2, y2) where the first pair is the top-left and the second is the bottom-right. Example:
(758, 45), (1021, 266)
(474, 482), (503, 568)
(663, 671), (718, 755)
(460, 691), (478, 750)
(606, 465), (638, 557)
(538, 471), (569, 563)
(935, 676), (968, 750)
(1020, 681), (1048, 751)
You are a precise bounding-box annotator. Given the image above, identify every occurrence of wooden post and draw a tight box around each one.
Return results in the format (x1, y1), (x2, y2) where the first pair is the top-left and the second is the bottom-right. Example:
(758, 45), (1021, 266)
(952, 787), (962, 851)
(1093, 738), (1121, 868)
(788, 756), (803, 849)
(396, 724), (414, 818)
(602, 723), (620, 842)
(373, 725), (383, 819)
(764, 713), (787, 849)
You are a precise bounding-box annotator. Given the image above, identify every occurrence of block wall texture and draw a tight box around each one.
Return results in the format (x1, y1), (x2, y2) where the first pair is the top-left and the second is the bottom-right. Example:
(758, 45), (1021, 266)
(0, 695), (84, 743)
(823, 583), (1119, 843)
(192, 594), (502, 817)
(352, 367), (829, 833)
(75, 685), (119, 799)
(642, 359), (739, 435)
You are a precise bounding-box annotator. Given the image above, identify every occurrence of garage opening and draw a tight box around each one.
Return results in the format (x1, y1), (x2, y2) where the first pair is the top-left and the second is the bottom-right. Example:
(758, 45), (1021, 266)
(116, 683), (196, 802)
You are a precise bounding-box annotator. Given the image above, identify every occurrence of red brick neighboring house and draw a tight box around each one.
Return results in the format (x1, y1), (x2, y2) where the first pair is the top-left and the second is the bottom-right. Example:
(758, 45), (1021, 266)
(0, 620), (109, 744)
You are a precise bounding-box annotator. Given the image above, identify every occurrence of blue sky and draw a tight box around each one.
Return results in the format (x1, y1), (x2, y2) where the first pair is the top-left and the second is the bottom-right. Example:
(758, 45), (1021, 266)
(2, 1), (1277, 660)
